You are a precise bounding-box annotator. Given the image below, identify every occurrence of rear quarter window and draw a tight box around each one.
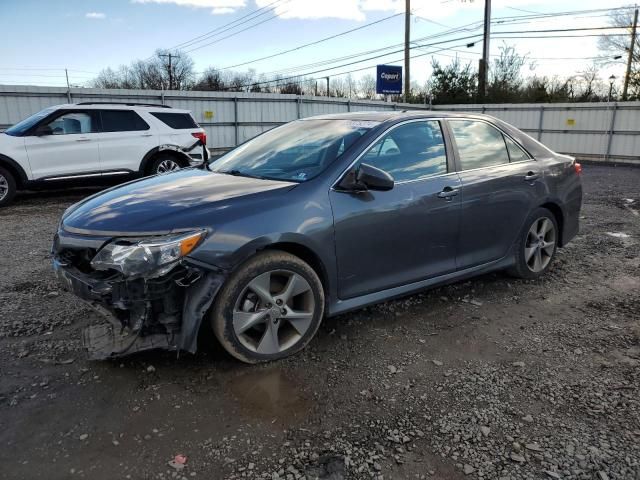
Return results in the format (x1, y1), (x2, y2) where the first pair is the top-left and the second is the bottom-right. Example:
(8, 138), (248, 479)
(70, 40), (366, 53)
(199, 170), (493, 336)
(150, 112), (198, 129)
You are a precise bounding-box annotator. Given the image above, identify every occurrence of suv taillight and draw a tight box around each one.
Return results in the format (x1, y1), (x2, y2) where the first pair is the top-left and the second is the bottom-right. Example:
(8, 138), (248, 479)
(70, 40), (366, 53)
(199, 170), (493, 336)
(192, 131), (206, 146)
(574, 162), (582, 174)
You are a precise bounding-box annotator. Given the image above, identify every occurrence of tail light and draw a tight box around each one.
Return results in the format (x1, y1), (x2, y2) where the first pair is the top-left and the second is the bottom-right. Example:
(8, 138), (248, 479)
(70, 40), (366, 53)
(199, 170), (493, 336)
(192, 131), (207, 146)
(574, 161), (582, 175)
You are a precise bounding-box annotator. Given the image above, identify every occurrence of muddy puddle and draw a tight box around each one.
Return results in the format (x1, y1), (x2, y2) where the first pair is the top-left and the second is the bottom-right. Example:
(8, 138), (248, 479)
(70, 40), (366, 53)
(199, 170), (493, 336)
(225, 367), (311, 424)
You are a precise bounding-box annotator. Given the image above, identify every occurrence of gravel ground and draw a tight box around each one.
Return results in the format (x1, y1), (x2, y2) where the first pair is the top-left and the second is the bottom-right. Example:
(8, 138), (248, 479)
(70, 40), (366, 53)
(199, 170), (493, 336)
(0, 165), (639, 480)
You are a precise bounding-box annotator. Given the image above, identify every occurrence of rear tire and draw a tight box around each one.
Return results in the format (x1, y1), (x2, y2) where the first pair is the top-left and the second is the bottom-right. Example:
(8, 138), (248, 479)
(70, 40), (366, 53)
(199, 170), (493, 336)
(0, 166), (17, 207)
(147, 155), (183, 175)
(210, 251), (325, 364)
(508, 207), (558, 279)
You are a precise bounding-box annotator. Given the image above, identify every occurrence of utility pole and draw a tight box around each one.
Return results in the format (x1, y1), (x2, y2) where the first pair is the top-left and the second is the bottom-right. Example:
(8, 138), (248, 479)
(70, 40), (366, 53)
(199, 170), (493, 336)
(622, 8), (638, 101)
(326, 76), (330, 97)
(404, 0), (410, 102)
(159, 53), (175, 90)
(478, 0), (491, 102)
(64, 68), (71, 103)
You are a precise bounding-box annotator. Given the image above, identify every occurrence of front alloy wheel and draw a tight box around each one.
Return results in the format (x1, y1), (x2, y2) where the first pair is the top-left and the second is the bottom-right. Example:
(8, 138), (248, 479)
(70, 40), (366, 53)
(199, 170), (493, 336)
(233, 270), (315, 354)
(0, 166), (17, 207)
(211, 251), (324, 363)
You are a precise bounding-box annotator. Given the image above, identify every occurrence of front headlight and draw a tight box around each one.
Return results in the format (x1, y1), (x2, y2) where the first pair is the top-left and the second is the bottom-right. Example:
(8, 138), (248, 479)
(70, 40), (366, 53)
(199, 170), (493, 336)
(91, 230), (206, 278)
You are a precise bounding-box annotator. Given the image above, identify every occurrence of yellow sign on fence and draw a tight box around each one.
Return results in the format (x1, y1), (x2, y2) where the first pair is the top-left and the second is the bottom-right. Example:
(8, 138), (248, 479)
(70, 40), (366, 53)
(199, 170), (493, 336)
(203, 111), (214, 120)
(566, 118), (576, 126)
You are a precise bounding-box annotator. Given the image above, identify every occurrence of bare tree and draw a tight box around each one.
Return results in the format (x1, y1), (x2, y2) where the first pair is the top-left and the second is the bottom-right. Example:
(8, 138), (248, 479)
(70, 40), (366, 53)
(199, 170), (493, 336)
(575, 64), (606, 101)
(92, 50), (195, 90)
(330, 77), (350, 98)
(486, 44), (529, 102)
(193, 67), (226, 91)
(357, 74), (377, 99)
(598, 6), (639, 99)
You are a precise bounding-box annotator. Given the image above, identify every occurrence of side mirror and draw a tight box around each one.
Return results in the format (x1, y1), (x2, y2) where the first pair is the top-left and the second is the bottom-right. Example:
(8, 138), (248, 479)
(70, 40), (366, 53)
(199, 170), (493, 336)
(355, 163), (394, 191)
(35, 125), (53, 136)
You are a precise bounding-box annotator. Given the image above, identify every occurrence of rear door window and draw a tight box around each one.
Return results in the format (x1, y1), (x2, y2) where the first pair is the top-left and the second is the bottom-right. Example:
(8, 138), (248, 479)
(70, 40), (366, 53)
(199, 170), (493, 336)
(150, 112), (198, 129)
(361, 120), (448, 182)
(99, 110), (150, 132)
(448, 120), (510, 170)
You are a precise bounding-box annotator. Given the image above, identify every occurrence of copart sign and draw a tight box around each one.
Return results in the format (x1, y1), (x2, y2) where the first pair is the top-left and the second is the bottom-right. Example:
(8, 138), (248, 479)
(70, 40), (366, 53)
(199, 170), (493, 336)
(376, 65), (403, 94)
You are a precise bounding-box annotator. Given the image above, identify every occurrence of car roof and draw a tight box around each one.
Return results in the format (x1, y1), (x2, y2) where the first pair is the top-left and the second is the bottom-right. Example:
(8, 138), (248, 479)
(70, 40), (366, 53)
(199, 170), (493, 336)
(53, 103), (192, 113)
(303, 110), (495, 122)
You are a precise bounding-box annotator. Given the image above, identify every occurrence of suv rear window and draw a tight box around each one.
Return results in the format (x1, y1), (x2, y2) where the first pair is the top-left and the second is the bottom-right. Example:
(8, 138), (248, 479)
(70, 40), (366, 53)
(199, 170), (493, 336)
(100, 110), (150, 132)
(150, 112), (198, 129)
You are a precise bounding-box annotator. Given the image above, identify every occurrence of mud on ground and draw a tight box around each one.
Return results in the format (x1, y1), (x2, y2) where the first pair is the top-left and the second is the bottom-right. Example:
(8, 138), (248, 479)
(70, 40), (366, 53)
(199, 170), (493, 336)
(0, 166), (639, 480)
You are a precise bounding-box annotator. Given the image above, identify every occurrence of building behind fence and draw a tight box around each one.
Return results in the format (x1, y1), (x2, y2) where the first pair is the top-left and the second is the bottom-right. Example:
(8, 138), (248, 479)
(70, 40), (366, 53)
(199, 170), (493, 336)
(1, 85), (638, 164)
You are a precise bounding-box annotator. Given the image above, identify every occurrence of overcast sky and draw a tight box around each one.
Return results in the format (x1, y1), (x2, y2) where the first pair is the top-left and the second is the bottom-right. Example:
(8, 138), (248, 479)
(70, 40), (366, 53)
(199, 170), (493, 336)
(0, 0), (633, 89)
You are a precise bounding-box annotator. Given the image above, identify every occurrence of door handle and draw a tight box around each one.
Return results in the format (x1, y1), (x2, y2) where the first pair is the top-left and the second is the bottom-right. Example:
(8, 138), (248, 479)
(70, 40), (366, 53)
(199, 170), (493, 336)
(141, 133), (153, 137)
(524, 171), (540, 181)
(75, 137), (91, 142)
(437, 186), (459, 199)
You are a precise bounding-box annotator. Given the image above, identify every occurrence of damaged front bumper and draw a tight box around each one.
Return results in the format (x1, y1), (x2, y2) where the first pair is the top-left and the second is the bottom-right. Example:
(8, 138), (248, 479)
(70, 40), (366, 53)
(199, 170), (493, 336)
(52, 237), (225, 360)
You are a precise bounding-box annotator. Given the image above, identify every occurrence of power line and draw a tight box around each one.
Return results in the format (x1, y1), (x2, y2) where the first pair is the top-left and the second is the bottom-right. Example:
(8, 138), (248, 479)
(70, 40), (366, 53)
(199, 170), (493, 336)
(260, 25), (630, 82)
(216, 24), (632, 91)
(218, 12), (404, 71)
(168, 0), (285, 51)
(215, 7), (631, 73)
(183, 10), (288, 54)
(178, 0), (291, 52)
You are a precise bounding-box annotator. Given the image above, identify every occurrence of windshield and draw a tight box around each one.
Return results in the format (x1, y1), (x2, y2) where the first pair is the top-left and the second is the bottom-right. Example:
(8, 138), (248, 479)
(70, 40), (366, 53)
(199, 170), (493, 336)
(210, 119), (379, 182)
(5, 107), (57, 136)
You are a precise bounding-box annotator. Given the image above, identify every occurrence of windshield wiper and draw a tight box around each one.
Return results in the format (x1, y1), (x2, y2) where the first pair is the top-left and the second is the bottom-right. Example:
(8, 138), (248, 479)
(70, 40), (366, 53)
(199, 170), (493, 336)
(223, 169), (245, 176)
(217, 169), (263, 179)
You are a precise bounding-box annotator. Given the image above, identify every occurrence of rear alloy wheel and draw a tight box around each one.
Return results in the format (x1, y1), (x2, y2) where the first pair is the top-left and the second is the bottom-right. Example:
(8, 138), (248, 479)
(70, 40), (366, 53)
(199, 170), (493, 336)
(149, 156), (182, 175)
(211, 251), (324, 363)
(509, 207), (558, 279)
(0, 166), (17, 207)
(525, 217), (556, 273)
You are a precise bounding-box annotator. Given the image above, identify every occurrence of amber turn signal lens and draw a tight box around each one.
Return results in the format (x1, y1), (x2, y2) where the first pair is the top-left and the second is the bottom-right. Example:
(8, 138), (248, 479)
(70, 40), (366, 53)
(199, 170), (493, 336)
(180, 232), (205, 256)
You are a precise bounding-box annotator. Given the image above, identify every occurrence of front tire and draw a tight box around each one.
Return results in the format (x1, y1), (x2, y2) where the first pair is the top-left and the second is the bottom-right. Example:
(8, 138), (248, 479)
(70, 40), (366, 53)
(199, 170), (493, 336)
(0, 166), (17, 207)
(210, 251), (325, 364)
(509, 207), (559, 279)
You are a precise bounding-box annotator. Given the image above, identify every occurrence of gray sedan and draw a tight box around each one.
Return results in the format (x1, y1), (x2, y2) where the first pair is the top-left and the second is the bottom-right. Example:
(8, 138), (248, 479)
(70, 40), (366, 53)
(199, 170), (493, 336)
(52, 111), (583, 363)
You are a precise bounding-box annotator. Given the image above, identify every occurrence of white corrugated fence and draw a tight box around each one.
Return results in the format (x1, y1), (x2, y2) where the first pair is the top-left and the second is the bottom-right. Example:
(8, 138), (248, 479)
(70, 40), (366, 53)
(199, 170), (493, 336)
(0, 85), (638, 164)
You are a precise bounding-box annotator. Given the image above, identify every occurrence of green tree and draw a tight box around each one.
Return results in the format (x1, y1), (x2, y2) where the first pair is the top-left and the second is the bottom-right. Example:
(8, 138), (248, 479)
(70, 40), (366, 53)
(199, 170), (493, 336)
(427, 58), (477, 104)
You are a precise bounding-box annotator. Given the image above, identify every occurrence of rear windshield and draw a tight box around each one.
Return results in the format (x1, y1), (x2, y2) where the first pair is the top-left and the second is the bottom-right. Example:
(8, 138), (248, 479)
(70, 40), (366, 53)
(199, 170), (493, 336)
(151, 112), (198, 129)
(5, 107), (57, 136)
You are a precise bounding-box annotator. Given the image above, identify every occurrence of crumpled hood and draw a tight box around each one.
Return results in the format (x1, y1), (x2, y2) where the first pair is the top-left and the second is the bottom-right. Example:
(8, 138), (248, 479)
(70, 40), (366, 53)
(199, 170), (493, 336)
(62, 169), (296, 235)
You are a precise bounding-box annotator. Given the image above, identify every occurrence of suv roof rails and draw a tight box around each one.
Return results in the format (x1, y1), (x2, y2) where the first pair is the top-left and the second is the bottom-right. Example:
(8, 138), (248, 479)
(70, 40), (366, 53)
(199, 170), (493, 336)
(76, 102), (172, 108)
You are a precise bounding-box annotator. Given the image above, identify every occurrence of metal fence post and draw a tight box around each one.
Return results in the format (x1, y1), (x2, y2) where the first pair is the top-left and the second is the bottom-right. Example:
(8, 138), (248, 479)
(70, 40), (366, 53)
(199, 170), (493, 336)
(537, 105), (544, 141)
(233, 97), (239, 146)
(605, 102), (618, 162)
(347, 100), (351, 112)
(296, 97), (301, 119)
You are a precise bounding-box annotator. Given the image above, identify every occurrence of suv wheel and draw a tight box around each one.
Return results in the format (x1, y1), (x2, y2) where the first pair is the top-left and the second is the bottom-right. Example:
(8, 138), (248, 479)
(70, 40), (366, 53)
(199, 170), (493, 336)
(211, 251), (325, 364)
(0, 166), (17, 207)
(509, 207), (558, 279)
(149, 156), (182, 175)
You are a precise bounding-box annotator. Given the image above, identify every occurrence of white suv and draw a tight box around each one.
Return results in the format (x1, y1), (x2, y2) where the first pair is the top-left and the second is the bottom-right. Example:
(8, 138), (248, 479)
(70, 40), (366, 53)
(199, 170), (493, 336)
(0, 102), (208, 206)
